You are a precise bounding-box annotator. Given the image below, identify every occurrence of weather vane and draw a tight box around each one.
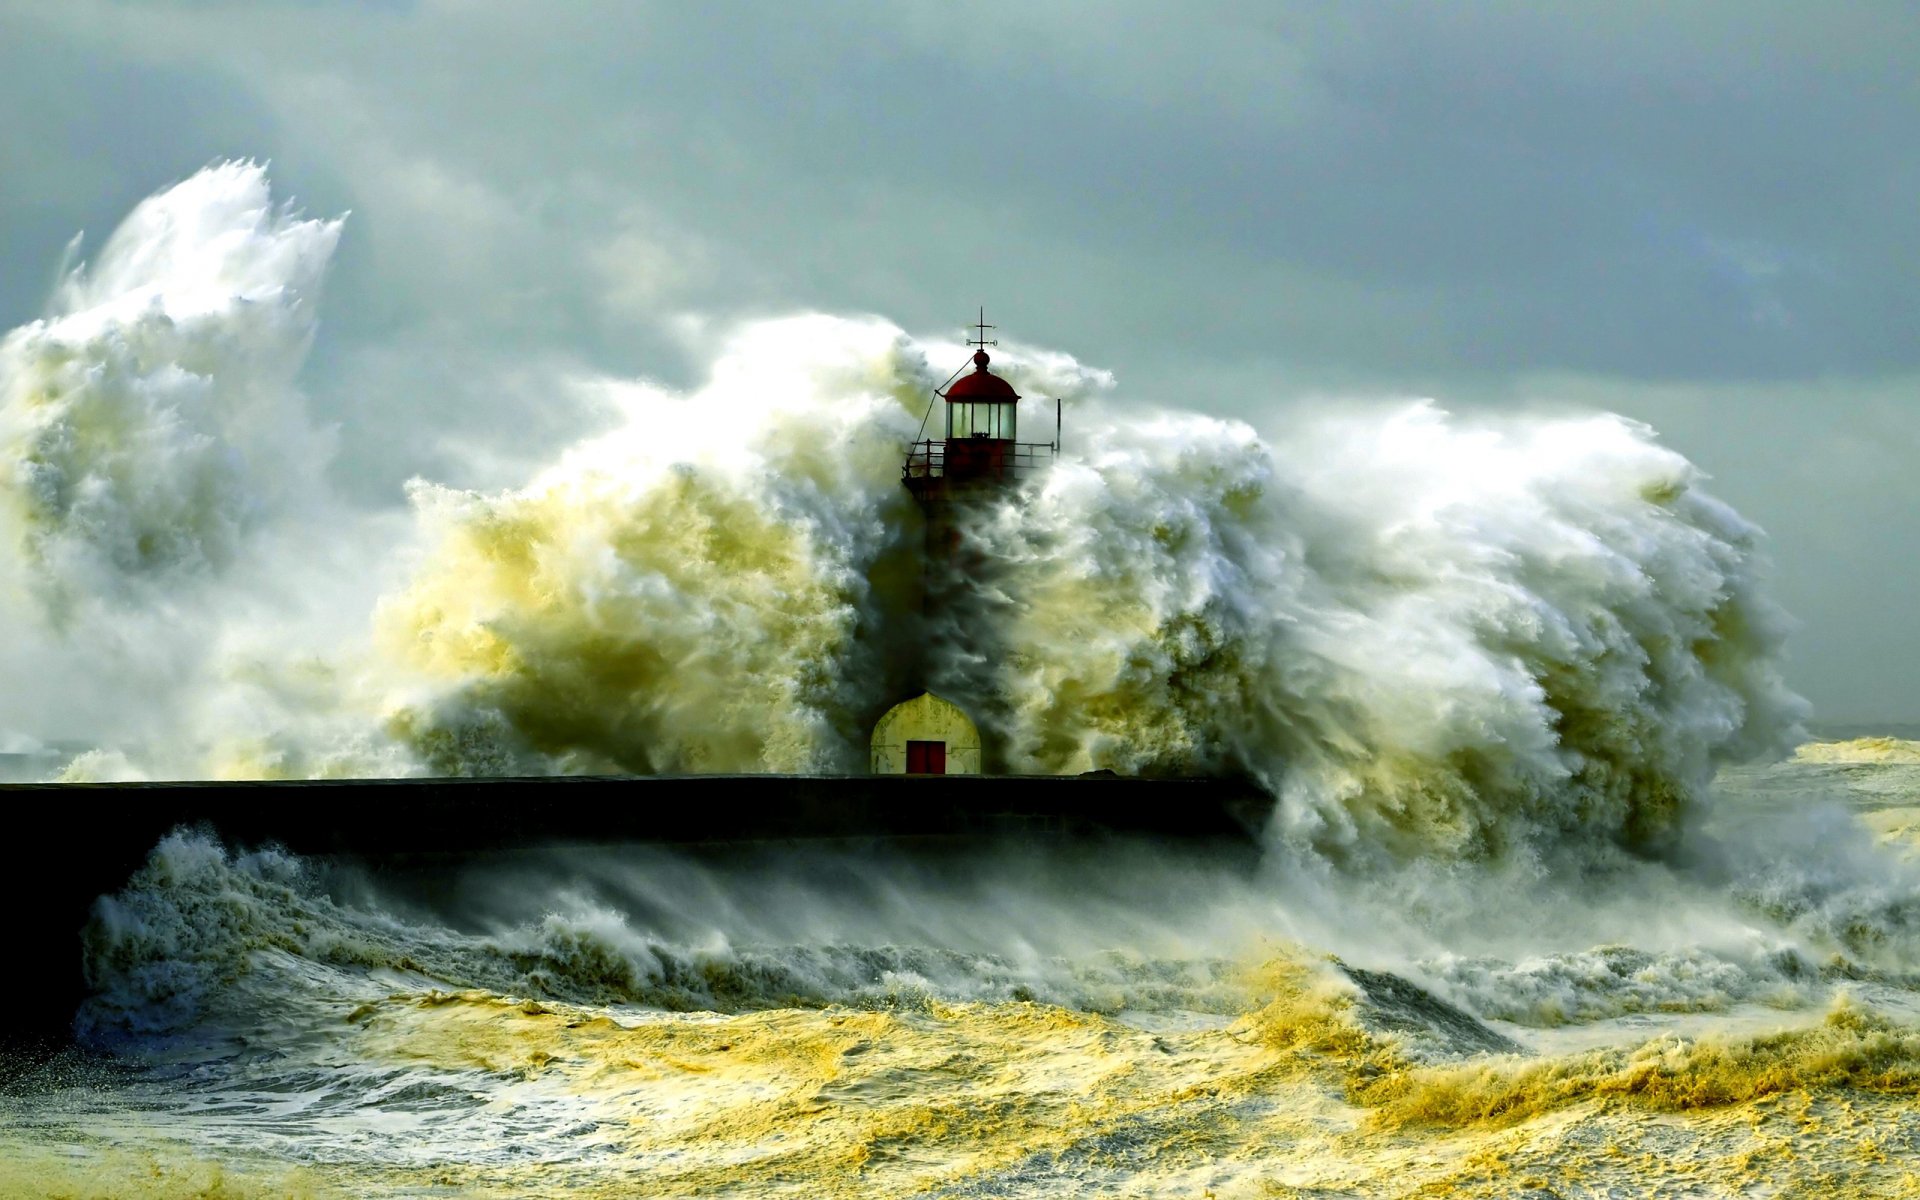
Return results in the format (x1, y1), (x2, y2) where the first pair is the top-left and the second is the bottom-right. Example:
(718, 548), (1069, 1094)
(966, 306), (997, 350)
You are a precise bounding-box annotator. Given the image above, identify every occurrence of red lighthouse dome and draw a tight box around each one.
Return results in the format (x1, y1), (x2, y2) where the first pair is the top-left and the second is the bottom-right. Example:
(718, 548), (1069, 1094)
(943, 350), (1021, 403)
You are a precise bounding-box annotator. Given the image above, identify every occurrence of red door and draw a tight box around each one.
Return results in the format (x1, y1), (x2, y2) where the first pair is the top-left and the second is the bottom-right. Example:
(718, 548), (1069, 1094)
(905, 740), (946, 774)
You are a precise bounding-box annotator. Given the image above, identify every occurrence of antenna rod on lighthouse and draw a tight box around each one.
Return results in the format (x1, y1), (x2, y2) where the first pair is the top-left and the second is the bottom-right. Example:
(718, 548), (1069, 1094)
(967, 306), (996, 350)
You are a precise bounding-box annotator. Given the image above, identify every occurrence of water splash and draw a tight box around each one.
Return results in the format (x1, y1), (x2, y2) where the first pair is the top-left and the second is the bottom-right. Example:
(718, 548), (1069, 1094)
(0, 163), (1808, 867)
(0, 161), (338, 608)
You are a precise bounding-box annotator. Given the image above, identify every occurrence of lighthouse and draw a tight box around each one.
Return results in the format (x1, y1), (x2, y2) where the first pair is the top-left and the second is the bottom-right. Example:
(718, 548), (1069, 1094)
(874, 311), (1059, 775)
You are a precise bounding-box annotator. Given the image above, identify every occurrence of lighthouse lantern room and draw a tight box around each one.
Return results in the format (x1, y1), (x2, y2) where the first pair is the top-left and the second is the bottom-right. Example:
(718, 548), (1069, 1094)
(903, 309), (1058, 502)
(943, 350), (1018, 440)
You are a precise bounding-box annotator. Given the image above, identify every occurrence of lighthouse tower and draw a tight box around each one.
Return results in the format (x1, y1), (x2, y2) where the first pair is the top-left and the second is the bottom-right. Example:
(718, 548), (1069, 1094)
(875, 312), (1059, 775)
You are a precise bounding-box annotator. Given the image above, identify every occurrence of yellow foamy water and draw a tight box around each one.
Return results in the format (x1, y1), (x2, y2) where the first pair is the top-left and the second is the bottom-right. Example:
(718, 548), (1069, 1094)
(11, 950), (1920, 1198)
(1796, 737), (1920, 765)
(0, 1150), (344, 1200)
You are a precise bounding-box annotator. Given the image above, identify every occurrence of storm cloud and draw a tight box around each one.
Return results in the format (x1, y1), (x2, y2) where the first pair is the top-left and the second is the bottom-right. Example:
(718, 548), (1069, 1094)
(2, 0), (1915, 720)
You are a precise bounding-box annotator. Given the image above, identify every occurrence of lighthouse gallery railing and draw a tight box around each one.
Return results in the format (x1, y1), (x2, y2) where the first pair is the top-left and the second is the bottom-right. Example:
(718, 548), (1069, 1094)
(902, 439), (1058, 486)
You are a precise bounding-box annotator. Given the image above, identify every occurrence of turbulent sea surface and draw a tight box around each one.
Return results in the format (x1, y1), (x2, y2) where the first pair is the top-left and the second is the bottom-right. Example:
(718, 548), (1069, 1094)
(2, 166), (1915, 1196)
(4, 738), (1920, 1198)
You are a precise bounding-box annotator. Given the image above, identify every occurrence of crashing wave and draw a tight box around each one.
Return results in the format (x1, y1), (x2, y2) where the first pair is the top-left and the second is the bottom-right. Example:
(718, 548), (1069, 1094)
(0, 163), (1808, 864)
(0, 161), (337, 608)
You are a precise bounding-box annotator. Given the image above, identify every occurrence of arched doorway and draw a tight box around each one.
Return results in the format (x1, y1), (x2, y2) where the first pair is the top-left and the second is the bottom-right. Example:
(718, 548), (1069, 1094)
(870, 692), (982, 775)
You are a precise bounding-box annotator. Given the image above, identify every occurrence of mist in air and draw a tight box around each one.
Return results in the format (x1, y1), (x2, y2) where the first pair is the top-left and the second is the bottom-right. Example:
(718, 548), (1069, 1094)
(0, 163), (1804, 865)
(11, 167), (1920, 1200)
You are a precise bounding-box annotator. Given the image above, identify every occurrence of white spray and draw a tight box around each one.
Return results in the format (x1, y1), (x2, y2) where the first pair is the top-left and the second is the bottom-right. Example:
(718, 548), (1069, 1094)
(0, 161), (337, 606)
(938, 403), (1804, 863)
(0, 164), (1806, 868)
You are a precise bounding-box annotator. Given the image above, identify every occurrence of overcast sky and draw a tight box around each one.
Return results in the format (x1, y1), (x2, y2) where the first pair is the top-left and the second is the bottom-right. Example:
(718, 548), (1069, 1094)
(2, 0), (1916, 721)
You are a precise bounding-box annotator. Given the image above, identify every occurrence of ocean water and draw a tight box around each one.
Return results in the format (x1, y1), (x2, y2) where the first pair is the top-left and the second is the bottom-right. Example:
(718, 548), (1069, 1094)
(2, 737), (1918, 1198)
(3, 164), (1914, 1197)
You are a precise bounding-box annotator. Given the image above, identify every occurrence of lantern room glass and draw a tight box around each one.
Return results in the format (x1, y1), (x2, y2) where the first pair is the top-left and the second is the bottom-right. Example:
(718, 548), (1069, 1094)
(946, 400), (1017, 440)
